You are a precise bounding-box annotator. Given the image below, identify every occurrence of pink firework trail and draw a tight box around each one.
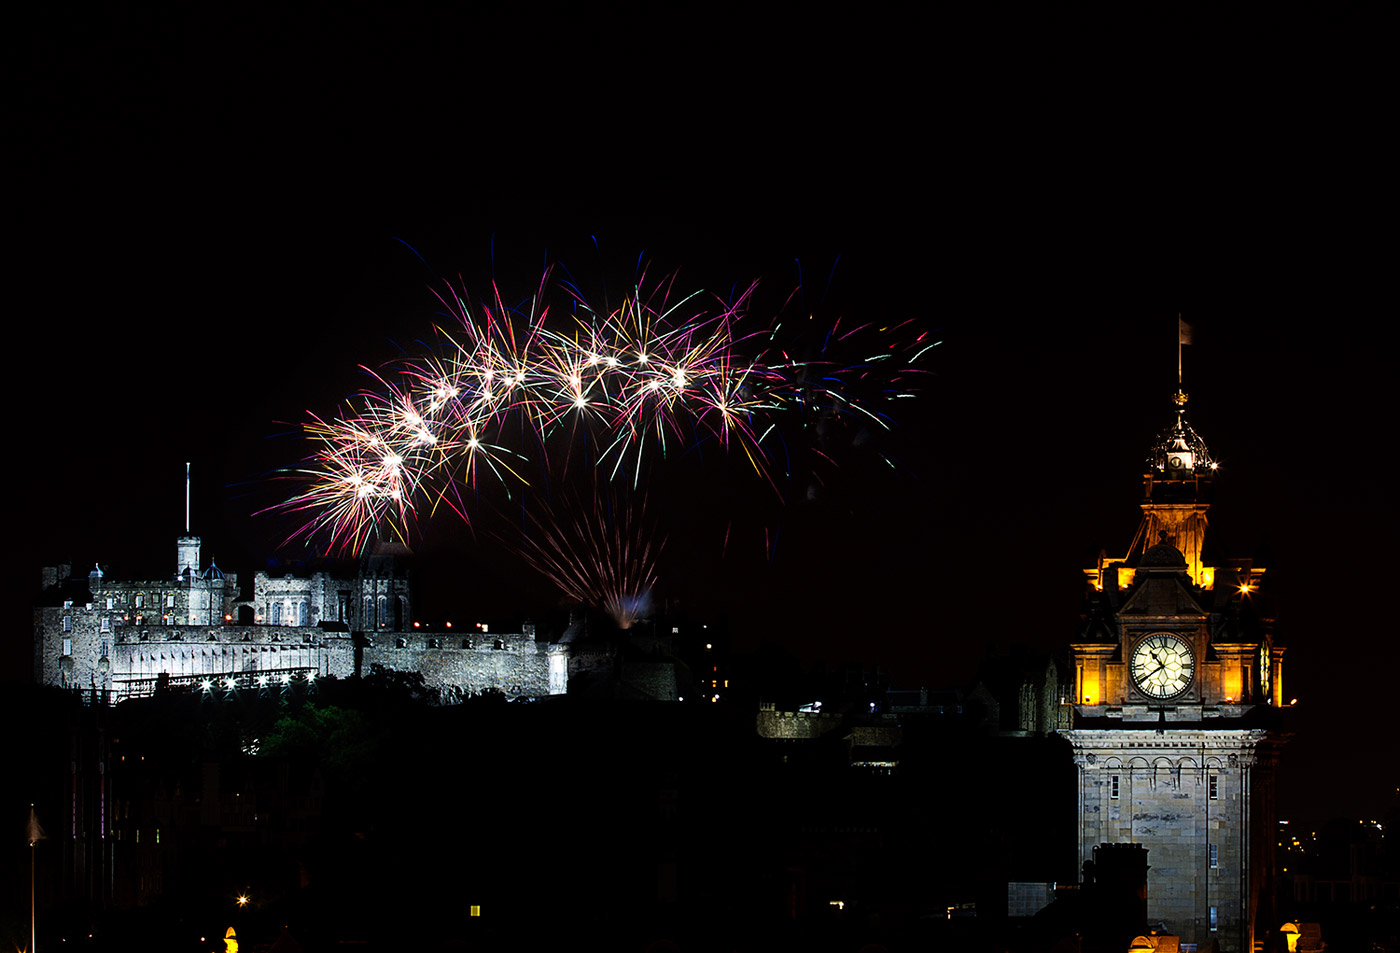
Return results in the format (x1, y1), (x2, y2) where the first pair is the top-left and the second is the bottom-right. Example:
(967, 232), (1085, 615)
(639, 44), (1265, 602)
(510, 485), (663, 630)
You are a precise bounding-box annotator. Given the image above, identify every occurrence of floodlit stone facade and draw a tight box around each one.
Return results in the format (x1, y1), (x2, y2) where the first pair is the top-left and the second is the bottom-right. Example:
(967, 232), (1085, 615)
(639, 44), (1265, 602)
(35, 535), (568, 703)
(1069, 728), (1282, 947)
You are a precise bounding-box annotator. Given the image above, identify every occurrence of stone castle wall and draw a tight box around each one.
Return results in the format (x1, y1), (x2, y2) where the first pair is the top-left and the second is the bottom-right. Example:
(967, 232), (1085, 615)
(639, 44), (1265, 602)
(755, 709), (846, 740)
(363, 638), (561, 700)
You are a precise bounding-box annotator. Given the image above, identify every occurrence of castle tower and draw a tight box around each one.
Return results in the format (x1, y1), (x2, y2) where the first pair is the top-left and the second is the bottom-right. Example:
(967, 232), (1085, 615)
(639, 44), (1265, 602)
(176, 535), (201, 579)
(1063, 340), (1288, 953)
(177, 463), (200, 579)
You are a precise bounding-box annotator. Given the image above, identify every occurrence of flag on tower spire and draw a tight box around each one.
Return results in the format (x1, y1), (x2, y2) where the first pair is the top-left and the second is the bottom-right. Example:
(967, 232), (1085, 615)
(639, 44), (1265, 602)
(1177, 315), (1193, 384)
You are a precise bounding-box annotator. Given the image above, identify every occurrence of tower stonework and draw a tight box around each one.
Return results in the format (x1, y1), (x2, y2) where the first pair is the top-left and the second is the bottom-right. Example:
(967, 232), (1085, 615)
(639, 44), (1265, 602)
(1063, 383), (1288, 953)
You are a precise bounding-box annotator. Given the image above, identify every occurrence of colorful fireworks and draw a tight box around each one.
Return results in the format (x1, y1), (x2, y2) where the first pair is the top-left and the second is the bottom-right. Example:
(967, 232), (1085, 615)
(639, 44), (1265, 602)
(509, 485), (663, 630)
(270, 262), (933, 618)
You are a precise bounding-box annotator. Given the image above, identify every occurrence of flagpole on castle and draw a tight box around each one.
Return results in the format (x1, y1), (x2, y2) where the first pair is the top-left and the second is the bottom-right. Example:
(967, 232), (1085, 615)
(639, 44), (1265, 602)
(28, 804), (45, 953)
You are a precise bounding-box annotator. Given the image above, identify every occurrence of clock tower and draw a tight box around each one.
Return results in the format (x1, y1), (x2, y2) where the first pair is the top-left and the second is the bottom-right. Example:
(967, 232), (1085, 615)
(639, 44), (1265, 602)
(1064, 379), (1288, 953)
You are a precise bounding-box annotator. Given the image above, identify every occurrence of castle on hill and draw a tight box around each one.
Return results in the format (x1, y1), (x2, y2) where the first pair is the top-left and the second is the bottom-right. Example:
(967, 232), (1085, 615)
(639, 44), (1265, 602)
(35, 533), (569, 704)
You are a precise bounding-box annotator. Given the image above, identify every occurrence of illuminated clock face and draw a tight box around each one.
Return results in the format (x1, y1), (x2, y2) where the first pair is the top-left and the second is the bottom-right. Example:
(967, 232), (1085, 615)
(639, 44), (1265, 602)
(1130, 633), (1195, 699)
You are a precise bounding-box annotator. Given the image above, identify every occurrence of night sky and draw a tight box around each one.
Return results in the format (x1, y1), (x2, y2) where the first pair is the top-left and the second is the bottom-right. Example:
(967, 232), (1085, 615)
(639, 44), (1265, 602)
(12, 10), (1392, 828)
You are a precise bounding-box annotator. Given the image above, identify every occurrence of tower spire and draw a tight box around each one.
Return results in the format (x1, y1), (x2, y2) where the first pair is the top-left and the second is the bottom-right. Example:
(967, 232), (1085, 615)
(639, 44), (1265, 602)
(185, 461), (191, 533)
(1129, 316), (1216, 587)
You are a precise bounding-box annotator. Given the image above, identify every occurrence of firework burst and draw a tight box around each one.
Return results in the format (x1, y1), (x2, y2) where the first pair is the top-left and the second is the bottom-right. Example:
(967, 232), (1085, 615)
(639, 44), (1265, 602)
(268, 259), (935, 614)
(508, 485), (663, 630)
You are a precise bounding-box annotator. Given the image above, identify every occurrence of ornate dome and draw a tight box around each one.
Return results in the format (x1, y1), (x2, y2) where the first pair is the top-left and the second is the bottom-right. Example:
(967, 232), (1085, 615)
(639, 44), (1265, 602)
(1146, 387), (1214, 477)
